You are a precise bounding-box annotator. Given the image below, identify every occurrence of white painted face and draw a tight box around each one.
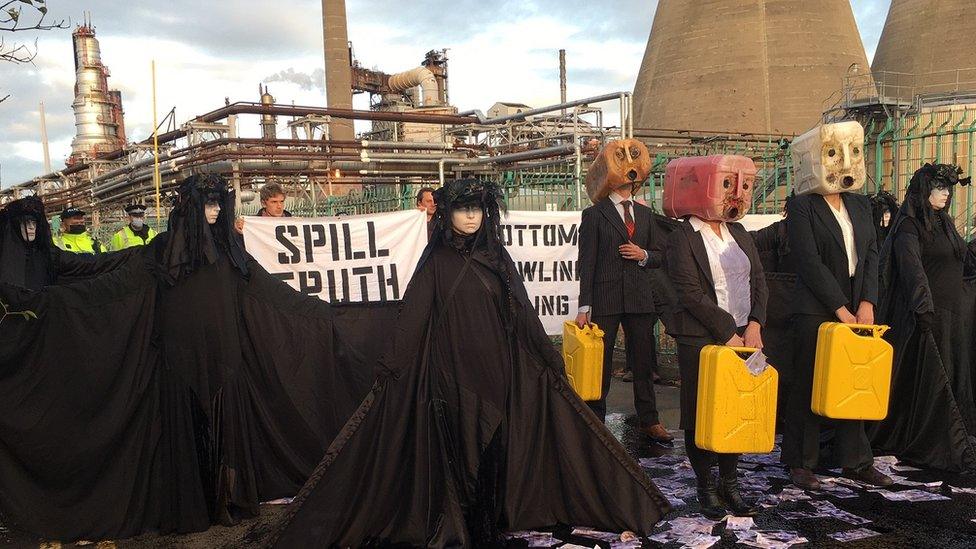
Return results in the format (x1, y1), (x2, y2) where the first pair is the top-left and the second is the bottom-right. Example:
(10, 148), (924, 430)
(791, 121), (866, 196)
(451, 204), (484, 235)
(881, 211), (892, 227)
(205, 201), (221, 224)
(929, 186), (950, 211)
(20, 218), (37, 242)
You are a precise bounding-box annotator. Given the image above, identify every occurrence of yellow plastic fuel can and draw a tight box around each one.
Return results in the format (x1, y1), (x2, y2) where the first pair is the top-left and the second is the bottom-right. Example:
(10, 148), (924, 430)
(695, 346), (778, 454)
(562, 321), (605, 401)
(811, 323), (892, 420)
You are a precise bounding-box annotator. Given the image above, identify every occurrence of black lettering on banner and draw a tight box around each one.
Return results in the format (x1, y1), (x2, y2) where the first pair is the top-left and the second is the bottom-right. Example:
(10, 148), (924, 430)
(501, 225), (513, 246)
(299, 271), (324, 295)
(376, 264), (400, 301)
(351, 266), (373, 300)
(532, 294), (571, 316)
(272, 272), (295, 283)
(556, 260), (577, 282)
(328, 224), (341, 261)
(559, 224), (578, 246)
(527, 224), (542, 246)
(366, 221), (391, 258)
(276, 225), (301, 264)
(303, 224), (327, 263)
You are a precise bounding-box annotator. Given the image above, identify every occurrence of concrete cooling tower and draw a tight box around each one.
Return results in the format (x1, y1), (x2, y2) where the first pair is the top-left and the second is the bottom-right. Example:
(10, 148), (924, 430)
(633, 0), (872, 136)
(872, 0), (976, 97)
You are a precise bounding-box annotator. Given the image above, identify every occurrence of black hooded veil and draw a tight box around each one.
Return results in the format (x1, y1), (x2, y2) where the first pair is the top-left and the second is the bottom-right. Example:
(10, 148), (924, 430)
(869, 164), (976, 472)
(269, 179), (671, 547)
(0, 196), (133, 290)
(0, 176), (374, 541)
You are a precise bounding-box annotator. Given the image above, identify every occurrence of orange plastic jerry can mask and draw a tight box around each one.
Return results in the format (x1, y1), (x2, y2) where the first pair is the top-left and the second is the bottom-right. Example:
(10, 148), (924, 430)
(663, 155), (757, 221)
(585, 139), (652, 203)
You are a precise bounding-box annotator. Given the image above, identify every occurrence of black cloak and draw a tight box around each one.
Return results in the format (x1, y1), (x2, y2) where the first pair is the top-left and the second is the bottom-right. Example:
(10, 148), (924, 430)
(0, 196), (132, 290)
(870, 190), (900, 246)
(0, 176), (374, 541)
(269, 180), (671, 547)
(870, 163), (976, 472)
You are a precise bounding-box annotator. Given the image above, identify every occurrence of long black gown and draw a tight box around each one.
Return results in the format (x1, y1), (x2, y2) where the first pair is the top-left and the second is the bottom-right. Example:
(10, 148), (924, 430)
(270, 237), (671, 547)
(870, 215), (976, 472)
(0, 232), (374, 541)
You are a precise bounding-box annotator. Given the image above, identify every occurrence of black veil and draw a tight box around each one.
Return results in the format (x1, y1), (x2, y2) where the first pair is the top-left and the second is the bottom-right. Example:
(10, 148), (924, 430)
(0, 196), (55, 290)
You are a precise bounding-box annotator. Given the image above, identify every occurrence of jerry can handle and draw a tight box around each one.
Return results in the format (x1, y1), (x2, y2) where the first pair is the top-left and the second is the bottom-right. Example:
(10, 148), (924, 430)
(725, 346), (758, 359)
(844, 323), (890, 338)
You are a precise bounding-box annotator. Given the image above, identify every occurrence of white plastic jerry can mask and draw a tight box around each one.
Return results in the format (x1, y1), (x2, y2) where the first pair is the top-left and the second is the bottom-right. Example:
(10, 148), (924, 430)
(791, 121), (866, 196)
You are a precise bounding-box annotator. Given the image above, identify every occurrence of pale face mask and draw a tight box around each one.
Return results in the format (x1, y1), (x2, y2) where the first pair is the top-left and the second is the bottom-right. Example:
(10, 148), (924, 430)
(791, 121), (866, 196)
(929, 186), (950, 210)
(19, 218), (37, 242)
(881, 211), (892, 227)
(205, 201), (221, 225)
(451, 204), (483, 235)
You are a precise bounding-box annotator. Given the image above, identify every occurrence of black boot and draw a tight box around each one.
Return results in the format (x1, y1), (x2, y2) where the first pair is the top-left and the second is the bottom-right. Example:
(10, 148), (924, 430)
(696, 475), (727, 520)
(717, 475), (759, 517)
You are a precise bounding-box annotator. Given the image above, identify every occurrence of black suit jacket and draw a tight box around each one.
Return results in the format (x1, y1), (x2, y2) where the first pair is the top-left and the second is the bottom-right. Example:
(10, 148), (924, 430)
(665, 219), (768, 343)
(787, 192), (879, 317)
(578, 197), (662, 316)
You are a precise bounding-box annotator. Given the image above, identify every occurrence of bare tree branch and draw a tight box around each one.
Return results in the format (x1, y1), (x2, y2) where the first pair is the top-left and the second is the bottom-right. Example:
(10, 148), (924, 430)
(0, 1), (67, 33)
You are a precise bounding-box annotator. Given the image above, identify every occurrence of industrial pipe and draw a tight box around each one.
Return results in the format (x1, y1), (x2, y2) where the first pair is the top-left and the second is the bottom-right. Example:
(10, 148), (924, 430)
(388, 67), (440, 106)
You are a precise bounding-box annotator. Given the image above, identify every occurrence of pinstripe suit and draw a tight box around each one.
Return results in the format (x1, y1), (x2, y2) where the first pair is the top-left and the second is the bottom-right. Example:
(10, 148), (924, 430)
(578, 196), (663, 425)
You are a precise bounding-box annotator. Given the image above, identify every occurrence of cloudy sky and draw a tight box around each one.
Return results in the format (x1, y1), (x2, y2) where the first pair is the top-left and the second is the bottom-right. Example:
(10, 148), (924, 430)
(0, 0), (890, 187)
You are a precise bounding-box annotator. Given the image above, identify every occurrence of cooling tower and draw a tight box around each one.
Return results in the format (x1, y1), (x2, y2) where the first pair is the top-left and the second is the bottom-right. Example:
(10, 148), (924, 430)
(633, 0), (871, 136)
(872, 0), (976, 97)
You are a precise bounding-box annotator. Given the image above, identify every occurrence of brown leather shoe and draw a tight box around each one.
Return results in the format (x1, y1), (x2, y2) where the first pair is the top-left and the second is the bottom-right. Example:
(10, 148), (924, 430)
(639, 423), (674, 443)
(790, 467), (821, 490)
(843, 465), (894, 487)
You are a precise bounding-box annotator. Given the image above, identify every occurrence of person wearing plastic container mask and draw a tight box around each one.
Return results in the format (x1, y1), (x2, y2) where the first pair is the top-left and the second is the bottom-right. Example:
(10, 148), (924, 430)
(110, 204), (157, 251)
(663, 155), (767, 518)
(783, 121), (892, 490)
(870, 164), (976, 473)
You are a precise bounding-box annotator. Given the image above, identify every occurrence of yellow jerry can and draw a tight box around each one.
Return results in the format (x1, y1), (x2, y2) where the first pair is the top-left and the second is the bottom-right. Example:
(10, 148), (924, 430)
(695, 346), (778, 454)
(562, 321), (605, 401)
(811, 323), (892, 420)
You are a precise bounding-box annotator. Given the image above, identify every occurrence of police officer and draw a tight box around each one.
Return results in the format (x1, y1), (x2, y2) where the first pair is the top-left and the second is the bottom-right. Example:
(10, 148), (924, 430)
(110, 204), (157, 250)
(53, 207), (105, 254)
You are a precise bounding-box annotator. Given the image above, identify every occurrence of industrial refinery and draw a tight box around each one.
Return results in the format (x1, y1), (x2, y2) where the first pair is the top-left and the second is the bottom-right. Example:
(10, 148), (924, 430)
(2, 0), (976, 238)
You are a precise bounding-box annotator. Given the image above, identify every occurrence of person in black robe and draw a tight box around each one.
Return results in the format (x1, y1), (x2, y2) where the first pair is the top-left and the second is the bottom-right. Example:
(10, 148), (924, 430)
(0, 196), (133, 290)
(268, 179), (671, 547)
(0, 175), (373, 542)
(870, 190), (899, 246)
(869, 163), (976, 472)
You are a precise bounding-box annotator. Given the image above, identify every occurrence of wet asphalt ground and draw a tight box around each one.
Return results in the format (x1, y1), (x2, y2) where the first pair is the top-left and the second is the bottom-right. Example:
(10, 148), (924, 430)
(2, 378), (976, 548)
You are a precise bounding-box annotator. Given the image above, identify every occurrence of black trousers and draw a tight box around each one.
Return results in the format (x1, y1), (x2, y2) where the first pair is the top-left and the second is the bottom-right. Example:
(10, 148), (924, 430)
(781, 313), (873, 470)
(684, 430), (739, 485)
(587, 312), (659, 426)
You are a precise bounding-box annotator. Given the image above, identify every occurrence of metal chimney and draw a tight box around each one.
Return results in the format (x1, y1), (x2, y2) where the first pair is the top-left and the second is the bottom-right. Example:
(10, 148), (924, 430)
(633, 0), (872, 136)
(872, 0), (976, 98)
(322, 0), (354, 141)
(68, 15), (126, 165)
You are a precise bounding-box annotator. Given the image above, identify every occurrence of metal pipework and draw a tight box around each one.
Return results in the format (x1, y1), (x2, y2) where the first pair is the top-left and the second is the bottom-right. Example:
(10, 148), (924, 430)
(480, 92), (630, 124)
(194, 102), (479, 126)
(388, 67), (440, 106)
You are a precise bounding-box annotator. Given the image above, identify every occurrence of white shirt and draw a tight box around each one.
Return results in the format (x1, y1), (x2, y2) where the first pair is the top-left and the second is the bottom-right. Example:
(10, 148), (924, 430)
(688, 216), (753, 327)
(826, 198), (858, 277)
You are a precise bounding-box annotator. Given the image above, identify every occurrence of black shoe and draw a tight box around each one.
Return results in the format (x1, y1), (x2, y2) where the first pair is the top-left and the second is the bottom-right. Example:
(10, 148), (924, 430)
(790, 467), (821, 491)
(696, 477), (727, 520)
(717, 476), (759, 517)
(843, 465), (893, 487)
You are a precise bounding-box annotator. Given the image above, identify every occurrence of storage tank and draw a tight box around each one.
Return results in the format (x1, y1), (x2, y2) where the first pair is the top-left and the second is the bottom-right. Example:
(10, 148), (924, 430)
(633, 0), (872, 136)
(872, 0), (976, 98)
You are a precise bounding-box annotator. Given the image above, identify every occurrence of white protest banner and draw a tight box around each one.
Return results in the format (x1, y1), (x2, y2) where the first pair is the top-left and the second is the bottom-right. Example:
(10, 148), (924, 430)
(501, 211), (582, 335)
(243, 210), (427, 302)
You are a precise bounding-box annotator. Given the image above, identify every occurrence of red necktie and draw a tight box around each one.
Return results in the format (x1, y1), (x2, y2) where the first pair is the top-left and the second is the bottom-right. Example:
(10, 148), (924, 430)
(622, 200), (635, 239)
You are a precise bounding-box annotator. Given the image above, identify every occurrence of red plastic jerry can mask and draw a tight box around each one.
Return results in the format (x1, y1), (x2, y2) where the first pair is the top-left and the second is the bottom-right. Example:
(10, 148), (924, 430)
(585, 139), (652, 203)
(663, 155), (757, 221)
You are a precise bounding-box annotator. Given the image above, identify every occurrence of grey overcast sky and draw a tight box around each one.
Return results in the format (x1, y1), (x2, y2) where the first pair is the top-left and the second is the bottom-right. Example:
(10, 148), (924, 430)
(0, 0), (891, 187)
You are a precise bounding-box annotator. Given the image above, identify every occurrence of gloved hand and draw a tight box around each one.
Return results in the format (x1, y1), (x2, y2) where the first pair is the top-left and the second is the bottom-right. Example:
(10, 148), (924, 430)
(916, 312), (934, 333)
